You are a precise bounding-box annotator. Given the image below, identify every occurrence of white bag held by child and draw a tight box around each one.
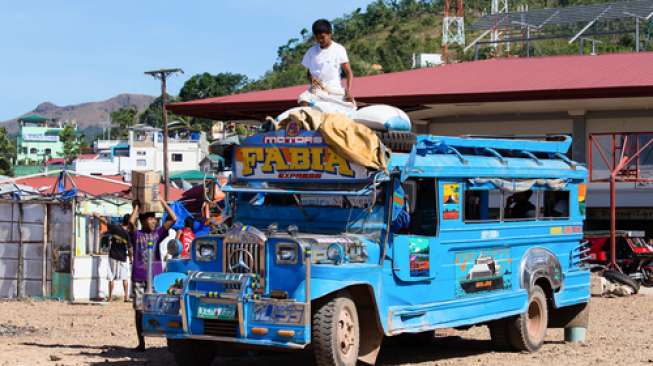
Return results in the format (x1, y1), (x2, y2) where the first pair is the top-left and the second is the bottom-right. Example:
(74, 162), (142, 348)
(353, 105), (412, 131)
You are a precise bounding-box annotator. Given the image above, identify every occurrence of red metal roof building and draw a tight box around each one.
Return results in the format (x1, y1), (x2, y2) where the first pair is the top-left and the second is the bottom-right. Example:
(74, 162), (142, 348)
(13, 174), (184, 201)
(168, 52), (653, 121)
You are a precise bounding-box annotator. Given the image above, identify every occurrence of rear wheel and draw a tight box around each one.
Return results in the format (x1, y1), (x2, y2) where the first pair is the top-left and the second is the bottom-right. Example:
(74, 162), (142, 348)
(167, 339), (216, 366)
(508, 286), (548, 352)
(312, 292), (360, 366)
(376, 131), (416, 153)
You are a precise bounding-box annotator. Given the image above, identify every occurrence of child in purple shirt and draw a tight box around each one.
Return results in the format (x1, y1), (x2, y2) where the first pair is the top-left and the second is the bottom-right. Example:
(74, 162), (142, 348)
(128, 199), (176, 352)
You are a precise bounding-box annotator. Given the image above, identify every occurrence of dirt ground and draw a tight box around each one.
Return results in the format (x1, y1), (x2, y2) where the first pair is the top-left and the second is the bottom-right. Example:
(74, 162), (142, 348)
(0, 292), (651, 366)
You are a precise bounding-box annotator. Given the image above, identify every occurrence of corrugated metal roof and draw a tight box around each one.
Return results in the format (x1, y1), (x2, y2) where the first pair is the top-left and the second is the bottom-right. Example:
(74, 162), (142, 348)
(168, 52), (653, 120)
(14, 174), (184, 201)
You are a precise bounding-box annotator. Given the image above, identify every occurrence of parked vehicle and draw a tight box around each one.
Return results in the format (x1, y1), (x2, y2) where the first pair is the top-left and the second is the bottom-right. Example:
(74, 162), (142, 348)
(142, 126), (590, 366)
(584, 230), (653, 287)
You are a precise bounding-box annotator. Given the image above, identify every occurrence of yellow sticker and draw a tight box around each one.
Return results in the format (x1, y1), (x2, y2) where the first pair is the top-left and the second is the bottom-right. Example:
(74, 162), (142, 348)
(550, 227), (563, 235)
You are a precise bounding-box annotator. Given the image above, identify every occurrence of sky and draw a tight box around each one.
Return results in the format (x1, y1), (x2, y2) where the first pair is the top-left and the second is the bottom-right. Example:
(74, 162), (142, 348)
(0, 0), (375, 121)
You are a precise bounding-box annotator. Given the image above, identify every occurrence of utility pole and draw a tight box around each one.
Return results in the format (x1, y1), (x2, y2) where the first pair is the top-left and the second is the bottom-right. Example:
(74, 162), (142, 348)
(144, 68), (183, 201)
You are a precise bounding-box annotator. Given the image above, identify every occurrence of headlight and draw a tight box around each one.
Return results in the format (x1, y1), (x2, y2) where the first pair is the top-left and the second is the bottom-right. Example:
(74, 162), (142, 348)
(275, 242), (298, 264)
(195, 239), (217, 261)
(327, 244), (344, 264)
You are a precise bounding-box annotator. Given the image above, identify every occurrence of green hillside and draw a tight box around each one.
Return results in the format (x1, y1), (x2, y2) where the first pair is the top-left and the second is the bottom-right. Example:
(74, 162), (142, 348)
(244, 0), (650, 91)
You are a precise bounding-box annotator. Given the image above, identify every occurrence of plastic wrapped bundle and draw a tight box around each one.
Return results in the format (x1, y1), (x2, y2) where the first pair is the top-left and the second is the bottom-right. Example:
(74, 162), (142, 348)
(353, 105), (411, 131)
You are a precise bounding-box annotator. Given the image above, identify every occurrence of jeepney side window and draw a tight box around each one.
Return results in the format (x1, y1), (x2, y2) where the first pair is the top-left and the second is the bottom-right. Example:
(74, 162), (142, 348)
(403, 178), (437, 236)
(464, 189), (501, 222)
(539, 190), (570, 218)
(504, 190), (537, 220)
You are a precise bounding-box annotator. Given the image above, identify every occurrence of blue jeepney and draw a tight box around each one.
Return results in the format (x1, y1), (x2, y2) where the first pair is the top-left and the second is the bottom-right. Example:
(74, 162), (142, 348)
(143, 128), (590, 366)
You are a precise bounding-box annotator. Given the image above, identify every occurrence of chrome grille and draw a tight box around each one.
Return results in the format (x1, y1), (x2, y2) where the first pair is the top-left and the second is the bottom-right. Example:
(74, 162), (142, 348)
(223, 242), (265, 290)
(222, 224), (267, 291)
(224, 242), (264, 275)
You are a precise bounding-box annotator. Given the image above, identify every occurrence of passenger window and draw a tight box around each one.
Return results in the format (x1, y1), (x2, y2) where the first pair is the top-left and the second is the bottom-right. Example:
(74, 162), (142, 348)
(402, 178), (437, 236)
(540, 190), (570, 218)
(504, 190), (537, 220)
(464, 190), (501, 222)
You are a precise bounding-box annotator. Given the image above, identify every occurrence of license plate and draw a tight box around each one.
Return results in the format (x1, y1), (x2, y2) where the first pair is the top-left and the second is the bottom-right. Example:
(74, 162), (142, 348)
(197, 303), (236, 320)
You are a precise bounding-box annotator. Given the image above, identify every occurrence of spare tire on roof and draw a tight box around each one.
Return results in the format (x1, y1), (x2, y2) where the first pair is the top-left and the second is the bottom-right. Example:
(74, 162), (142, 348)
(376, 131), (416, 153)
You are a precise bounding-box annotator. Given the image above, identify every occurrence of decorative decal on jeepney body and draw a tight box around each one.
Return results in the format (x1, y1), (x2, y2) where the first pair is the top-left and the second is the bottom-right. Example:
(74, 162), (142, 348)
(454, 248), (512, 297)
(233, 130), (369, 182)
(442, 183), (461, 220)
(578, 183), (587, 216)
(409, 237), (430, 277)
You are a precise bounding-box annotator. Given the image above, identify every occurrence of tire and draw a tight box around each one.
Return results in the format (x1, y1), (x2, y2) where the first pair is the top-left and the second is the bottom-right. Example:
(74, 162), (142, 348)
(507, 286), (548, 352)
(312, 292), (360, 366)
(603, 269), (640, 293)
(167, 339), (216, 366)
(376, 131), (416, 153)
(488, 318), (513, 351)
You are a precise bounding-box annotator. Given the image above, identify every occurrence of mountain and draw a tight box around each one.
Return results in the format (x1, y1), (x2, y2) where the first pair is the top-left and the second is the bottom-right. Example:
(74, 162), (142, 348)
(1, 93), (155, 135)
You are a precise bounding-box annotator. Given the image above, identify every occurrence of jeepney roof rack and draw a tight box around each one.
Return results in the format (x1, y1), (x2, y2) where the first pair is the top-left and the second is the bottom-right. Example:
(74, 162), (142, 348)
(413, 135), (575, 167)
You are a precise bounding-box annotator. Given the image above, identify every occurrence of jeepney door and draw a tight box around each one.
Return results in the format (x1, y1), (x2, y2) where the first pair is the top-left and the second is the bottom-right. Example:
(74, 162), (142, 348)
(391, 177), (439, 282)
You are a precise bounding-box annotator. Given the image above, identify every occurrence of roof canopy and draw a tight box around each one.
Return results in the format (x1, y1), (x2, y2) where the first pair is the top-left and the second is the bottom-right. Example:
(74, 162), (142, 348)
(19, 113), (49, 123)
(167, 52), (653, 121)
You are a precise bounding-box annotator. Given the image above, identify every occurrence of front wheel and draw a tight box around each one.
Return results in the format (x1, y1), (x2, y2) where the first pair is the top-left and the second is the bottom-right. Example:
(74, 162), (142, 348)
(508, 285), (548, 352)
(167, 339), (216, 366)
(312, 292), (360, 366)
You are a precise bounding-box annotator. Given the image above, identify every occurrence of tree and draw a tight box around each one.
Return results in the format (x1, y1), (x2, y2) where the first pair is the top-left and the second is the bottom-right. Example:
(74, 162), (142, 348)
(110, 106), (138, 138)
(58, 124), (80, 164)
(0, 127), (15, 176)
(178, 72), (249, 101)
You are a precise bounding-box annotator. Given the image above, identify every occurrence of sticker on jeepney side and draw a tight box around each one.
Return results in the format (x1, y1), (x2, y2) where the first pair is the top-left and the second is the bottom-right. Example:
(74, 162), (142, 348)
(578, 183), (587, 216)
(454, 248), (512, 298)
(409, 237), (430, 277)
(442, 183), (461, 220)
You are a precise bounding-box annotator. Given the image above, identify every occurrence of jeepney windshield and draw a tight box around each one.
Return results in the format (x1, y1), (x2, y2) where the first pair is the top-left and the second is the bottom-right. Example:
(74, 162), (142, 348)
(232, 187), (386, 240)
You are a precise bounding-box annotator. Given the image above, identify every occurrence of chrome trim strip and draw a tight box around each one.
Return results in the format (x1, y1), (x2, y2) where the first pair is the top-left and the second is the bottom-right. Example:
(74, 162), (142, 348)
(182, 334), (307, 349)
(180, 296), (188, 333)
(237, 302), (245, 336)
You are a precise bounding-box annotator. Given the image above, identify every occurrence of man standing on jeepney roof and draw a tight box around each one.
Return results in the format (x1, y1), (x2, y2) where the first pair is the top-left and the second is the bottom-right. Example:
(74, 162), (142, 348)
(300, 19), (354, 104)
(128, 199), (177, 352)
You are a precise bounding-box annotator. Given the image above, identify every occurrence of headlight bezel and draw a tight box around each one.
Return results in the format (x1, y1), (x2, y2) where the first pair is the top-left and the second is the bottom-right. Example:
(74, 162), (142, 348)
(327, 243), (344, 264)
(275, 242), (299, 265)
(195, 239), (217, 262)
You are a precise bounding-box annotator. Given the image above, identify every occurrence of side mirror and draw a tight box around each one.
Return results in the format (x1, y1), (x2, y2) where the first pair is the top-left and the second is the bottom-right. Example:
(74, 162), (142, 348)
(167, 239), (182, 258)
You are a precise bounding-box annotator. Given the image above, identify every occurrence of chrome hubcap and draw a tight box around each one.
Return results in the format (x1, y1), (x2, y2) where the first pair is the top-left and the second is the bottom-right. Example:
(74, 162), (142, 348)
(337, 306), (355, 356)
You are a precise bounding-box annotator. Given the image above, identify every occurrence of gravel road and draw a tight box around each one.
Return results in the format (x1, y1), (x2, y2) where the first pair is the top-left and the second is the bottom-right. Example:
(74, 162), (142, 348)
(0, 292), (651, 366)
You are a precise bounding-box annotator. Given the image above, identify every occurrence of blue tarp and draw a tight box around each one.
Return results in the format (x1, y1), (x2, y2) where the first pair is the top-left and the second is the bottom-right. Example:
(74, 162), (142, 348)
(163, 201), (210, 236)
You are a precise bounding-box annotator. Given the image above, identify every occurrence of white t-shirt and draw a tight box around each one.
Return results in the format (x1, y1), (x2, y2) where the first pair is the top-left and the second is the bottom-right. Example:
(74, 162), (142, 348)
(301, 42), (349, 94)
